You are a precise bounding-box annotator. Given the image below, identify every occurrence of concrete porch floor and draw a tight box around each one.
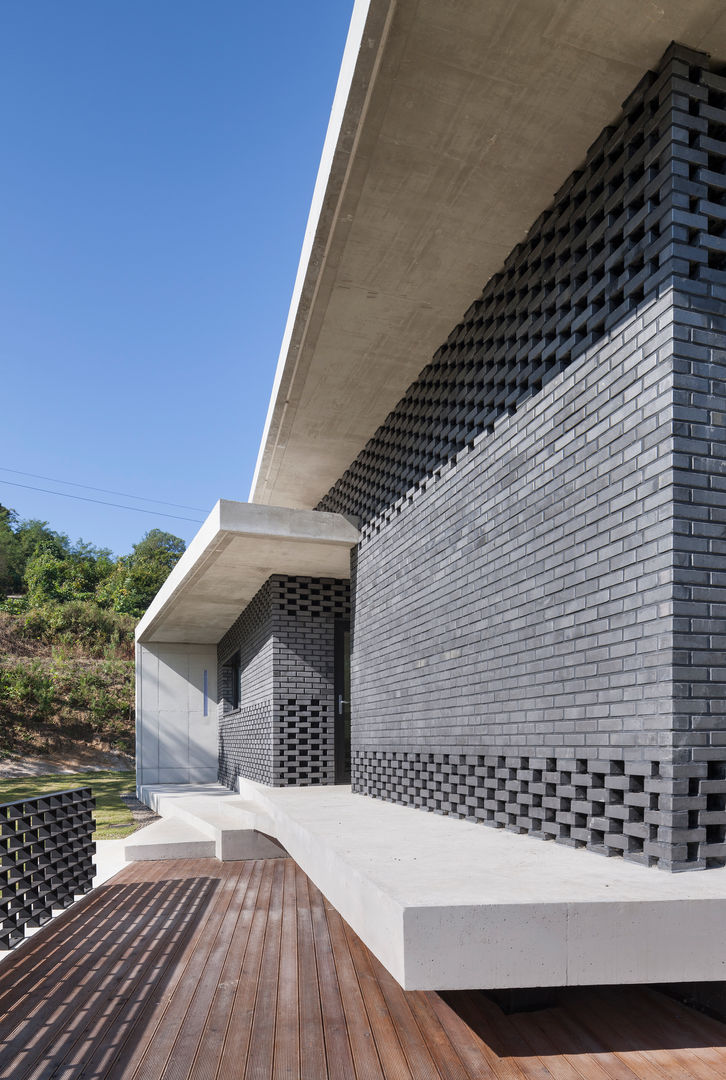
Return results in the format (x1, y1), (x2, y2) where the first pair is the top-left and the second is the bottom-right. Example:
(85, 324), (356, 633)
(137, 780), (726, 992)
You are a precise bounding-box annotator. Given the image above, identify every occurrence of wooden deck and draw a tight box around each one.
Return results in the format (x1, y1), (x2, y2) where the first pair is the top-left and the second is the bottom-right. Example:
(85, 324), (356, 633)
(2, 858), (726, 1079)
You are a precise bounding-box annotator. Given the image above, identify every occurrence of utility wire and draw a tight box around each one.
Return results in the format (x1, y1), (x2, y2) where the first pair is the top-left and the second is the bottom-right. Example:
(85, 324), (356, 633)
(0, 465), (206, 513)
(0, 478), (204, 524)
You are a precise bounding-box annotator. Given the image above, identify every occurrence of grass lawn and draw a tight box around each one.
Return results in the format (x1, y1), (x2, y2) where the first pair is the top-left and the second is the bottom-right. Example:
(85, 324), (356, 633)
(0, 770), (137, 839)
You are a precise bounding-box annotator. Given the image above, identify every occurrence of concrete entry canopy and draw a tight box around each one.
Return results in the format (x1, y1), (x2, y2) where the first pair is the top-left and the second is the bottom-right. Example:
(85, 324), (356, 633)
(251, 0), (726, 512)
(135, 499), (358, 790)
(135, 499), (359, 645)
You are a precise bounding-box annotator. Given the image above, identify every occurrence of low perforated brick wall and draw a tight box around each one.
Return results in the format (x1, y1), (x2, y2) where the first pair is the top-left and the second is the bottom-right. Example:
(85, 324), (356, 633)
(0, 787), (96, 950)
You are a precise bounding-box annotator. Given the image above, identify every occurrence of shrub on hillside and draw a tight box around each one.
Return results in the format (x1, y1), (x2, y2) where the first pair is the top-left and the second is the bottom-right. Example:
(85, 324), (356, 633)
(0, 661), (54, 719)
(0, 656), (134, 753)
(19, 601), (135, 658)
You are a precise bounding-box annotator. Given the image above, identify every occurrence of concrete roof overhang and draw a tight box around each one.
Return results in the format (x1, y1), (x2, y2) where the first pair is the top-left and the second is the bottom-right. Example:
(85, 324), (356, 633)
(135, 500), (359, 645)
(250, 0), (726, 510)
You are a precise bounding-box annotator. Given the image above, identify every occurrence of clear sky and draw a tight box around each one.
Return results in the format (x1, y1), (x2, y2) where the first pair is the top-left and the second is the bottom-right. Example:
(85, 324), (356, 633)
(0, 0), (355, 555)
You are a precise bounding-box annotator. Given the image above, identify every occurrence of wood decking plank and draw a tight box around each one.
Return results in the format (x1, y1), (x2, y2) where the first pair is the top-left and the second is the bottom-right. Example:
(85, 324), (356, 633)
(501, 997), (626, 1080)
(553, 989), (683, 1080)
(339, 907), (414, 1080)
(0, 878), (143, 1021)
(294, 866), (328, 1080)
(308, 877), (357, 1080)
(244, 857), (286, 1080)
(125, 865), (242, 1080)
(3, 855), (726, 1080)
(77, 874), (222, 1080)
(324, 900), (385, 1080)
(161, 863), (255, 1080)
(439, 992), (532, 1080)
(460, 994), (563, 1080)
(640, 987), (726, 1055)
(400, 990), (472, 1080)
(425, 990), (504, 1079)
(216, 859), (276, 1079)
(101, 860), (231, 1080)
(187, 860), (265, 1080)
(0, 876), (169, 1078)
(272, 859), (300, 1080)
(364, 944), (448, 1080)
(591, 988), (726, 1080)
(503, 1009), (590, 1080)
(31, 875), (212, 1080)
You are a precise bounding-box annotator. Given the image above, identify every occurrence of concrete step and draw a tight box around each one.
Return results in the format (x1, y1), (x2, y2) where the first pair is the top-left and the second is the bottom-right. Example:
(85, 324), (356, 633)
(137, 785), (287, 861)
(124, 818), (215, 861)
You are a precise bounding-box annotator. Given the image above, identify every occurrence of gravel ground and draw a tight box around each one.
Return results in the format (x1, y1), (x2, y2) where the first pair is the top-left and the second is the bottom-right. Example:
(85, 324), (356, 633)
(0, 749), (134, 778)
(119, 793), (160, 830)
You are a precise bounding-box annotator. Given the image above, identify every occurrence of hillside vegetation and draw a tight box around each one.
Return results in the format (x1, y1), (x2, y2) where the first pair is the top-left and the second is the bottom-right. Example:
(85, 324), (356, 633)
(0, 506), (184, 763)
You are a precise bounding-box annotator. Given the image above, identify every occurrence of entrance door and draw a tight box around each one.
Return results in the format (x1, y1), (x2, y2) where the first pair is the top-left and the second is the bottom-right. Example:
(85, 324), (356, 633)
(334, 619), (351, 783)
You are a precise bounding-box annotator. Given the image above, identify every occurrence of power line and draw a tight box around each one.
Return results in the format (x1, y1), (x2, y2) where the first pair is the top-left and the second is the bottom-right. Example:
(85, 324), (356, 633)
(0, 466), (206, 513)
(0, 479), (204, 524)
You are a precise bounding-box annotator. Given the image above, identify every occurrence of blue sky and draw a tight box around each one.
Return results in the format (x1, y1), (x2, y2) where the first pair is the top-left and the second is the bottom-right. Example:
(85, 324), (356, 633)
(0, 0), (354, 555)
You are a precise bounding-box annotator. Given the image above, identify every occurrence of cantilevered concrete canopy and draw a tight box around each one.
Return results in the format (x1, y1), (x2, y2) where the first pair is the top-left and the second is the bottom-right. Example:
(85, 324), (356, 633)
(135, 499), (359, 645)
(251, 0), (726, 511)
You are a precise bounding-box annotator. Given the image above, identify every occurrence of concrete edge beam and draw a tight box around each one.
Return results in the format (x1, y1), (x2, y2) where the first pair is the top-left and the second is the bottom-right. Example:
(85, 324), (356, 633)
(136, 499), (359, 644)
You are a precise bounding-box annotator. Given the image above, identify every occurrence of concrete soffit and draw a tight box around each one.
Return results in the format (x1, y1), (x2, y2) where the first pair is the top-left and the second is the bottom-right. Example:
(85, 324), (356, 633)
(135, 500), (360, 645)
(249, 0), (726, 512)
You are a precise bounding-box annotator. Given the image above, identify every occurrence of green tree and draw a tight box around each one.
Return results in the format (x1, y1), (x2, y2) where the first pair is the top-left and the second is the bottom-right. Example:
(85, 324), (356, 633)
(69, 539), (115, 591)
(15, 519), (69, 563)
(23, 537), (115, 606)
(0, 504), (24, 595)
(24, 544), (80, 605)
(96, 529), (185, 617)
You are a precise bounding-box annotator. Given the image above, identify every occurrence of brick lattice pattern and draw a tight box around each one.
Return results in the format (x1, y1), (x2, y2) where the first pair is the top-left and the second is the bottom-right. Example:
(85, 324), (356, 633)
(354, 752), (674, 865)
(0, 787), (96, 950)
(218, 576), (350, 789)
(319, 44), (714, 525)
(318, 45), (726, 870)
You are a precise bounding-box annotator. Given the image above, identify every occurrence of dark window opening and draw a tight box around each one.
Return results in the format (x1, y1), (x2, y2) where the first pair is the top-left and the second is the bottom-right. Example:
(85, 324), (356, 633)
(226, 651), (241, 712)
(334, 619), (351, 784)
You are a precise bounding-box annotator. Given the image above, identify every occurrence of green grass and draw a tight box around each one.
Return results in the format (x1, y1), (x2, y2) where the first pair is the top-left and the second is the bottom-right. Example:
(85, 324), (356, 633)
(0, 769), (137, 839)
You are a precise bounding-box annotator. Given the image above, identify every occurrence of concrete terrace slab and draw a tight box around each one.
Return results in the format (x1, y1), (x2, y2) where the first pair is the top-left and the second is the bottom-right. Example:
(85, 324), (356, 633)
(222, 780), (726, 991)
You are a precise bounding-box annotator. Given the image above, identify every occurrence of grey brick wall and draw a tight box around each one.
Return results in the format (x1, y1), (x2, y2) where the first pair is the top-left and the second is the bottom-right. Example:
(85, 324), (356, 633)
(671, 288), (726, 867)
(317, 44), (726, 871)
(217, 576), (350, 789)
(218, 580), (274, 786)
(349, 293), (676, 867)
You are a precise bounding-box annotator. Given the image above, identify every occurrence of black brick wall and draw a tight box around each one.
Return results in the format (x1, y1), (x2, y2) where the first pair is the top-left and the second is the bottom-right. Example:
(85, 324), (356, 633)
(217, 575), (350, 789)
(317, 44), (726, 871)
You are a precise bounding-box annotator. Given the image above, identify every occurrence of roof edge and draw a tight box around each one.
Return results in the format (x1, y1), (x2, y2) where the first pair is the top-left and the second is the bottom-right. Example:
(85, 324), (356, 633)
(249, 0), (394, 506)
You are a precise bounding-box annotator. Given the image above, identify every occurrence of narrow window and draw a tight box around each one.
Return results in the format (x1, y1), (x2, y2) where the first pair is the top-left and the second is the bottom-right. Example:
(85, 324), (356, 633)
(229, 652), (241, 711)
